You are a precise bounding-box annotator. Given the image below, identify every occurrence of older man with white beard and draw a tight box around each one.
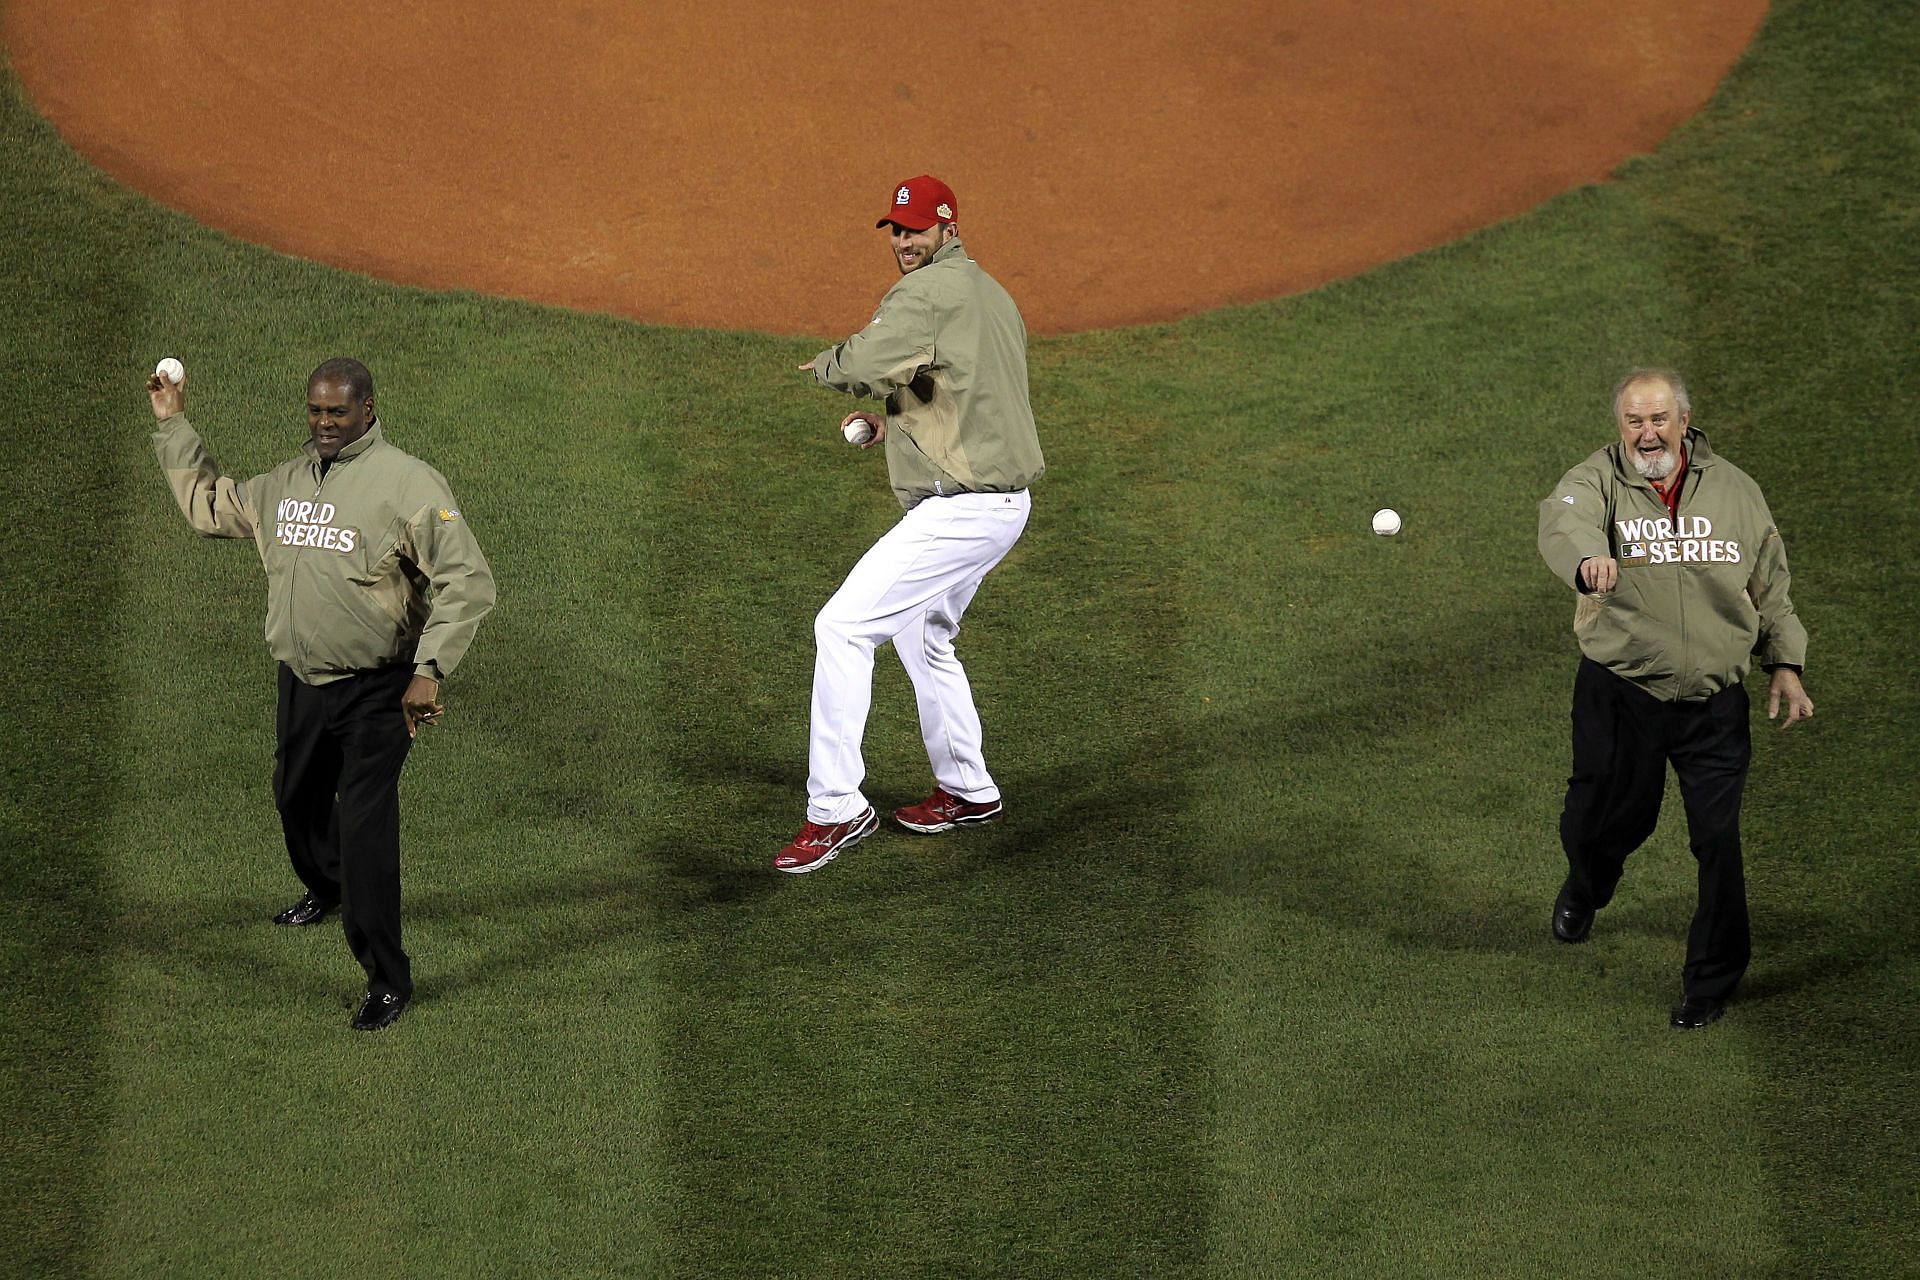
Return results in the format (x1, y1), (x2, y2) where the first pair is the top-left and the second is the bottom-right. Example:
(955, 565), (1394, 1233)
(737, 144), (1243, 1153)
(1537, 369), (1814, 1030)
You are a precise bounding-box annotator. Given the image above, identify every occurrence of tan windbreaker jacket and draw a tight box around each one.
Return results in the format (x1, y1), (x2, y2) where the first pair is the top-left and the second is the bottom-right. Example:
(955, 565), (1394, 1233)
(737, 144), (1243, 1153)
(810, 237), (1045, 511)
(1538, 427), (1807, 702)
(153, 414), (496, 685)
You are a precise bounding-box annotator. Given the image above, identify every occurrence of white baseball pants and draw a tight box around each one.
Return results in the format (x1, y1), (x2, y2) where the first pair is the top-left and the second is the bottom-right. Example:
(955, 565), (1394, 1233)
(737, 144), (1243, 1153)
(807, 489), (1031, 824)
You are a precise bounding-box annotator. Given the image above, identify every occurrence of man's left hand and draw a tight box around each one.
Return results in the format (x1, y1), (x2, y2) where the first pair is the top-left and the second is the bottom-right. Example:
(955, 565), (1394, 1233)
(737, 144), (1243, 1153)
(403, 675), (443, 738)
(1767, 668), (1814, 728)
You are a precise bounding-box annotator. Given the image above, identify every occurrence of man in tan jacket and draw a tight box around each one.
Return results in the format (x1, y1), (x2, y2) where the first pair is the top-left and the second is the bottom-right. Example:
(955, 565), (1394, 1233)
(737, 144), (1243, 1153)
(782, 175), (1045, 874)
(148, 357), (495, 1030)
(1538, 368), (1812, 1030)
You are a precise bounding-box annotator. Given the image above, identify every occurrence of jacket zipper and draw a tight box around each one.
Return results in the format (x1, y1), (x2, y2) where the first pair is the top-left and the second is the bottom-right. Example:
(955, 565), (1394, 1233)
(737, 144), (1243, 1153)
(1673, 463), (1710, 700)
(290, 460), (330, 673)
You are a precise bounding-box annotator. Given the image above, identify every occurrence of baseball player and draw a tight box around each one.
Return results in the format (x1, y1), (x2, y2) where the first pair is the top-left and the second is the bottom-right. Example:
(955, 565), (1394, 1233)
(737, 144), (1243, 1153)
(1538, 368), (1813, 1029)
(779, 174), (1046, 873)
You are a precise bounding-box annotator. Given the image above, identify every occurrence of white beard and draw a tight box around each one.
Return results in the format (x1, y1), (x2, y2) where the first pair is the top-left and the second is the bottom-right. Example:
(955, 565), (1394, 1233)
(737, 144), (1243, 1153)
(1630, 447), (1677, 481)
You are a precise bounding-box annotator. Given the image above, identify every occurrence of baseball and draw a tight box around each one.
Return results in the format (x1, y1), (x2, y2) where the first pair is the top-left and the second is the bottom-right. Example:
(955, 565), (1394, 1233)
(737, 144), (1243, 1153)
(1371, 508), (1402, 536)
(843, 417), (875, 446)
(155, 357), (185, 384)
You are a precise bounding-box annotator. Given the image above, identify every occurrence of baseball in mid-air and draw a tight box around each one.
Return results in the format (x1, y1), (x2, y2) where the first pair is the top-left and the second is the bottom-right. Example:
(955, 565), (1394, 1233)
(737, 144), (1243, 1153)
(842, 417), (875, 446)
(155, 357), (185, 384)
(1372, 508), (1402, 537)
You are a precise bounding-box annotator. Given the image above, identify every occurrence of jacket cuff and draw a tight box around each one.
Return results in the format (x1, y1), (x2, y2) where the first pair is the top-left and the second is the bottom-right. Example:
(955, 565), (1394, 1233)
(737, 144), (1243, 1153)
(414, 660), (442, 683)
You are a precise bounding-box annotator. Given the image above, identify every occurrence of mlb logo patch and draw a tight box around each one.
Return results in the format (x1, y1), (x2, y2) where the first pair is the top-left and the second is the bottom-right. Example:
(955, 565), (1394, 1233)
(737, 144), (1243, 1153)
(1619, 541), (1649, 565)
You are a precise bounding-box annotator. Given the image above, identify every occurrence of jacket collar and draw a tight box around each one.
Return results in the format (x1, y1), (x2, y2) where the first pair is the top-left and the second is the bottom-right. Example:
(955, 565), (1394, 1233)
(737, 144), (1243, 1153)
(302, 419), (385, 467)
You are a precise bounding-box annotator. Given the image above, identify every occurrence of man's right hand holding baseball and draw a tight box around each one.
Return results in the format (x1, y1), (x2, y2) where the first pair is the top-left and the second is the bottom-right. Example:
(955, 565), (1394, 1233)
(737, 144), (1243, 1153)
(842, 412), (886, 448)
(147, 370), (184, 419)
(1578, 556), (1618, 593)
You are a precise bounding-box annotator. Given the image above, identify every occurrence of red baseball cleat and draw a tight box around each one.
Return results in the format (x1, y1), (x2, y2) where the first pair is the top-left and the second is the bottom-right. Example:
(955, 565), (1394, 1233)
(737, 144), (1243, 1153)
(892, 788), (1003, 834)
(773, 807), (879, 874)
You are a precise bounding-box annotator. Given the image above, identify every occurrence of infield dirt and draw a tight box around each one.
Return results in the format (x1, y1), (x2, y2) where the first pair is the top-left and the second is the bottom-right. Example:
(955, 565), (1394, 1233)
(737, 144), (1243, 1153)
(4, 0), (1765, 334)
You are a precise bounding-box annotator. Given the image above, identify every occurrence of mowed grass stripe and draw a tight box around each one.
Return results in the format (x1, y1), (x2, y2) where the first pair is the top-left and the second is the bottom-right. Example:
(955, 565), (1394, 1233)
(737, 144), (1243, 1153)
(648, 350), (1210, 1275)
(1168, 0), (1918, 1268)
(1164, 246), (1784, 1273)
(0, 63), (138, 1279)
(92, 299), (691, 1275)
(0, 142), (685, 1270)
(1668, 2), (1920, 1272)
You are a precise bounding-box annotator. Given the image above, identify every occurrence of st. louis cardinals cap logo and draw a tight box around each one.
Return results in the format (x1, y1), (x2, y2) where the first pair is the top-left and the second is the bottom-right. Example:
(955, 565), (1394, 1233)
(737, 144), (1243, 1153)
(877, 174), (959, 229)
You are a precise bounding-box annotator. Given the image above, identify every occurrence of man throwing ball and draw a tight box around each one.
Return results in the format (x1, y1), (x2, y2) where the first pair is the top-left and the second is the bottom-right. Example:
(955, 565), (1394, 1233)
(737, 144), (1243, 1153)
(147, 358), (495, 1029)
(782, 175), (1045, 873)
(1538, 368), (1813, 1029)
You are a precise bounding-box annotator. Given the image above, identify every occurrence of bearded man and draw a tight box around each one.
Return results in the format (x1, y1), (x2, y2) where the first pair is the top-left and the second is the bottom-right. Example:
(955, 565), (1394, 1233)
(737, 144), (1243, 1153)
(1537, 368), (1814, 1030)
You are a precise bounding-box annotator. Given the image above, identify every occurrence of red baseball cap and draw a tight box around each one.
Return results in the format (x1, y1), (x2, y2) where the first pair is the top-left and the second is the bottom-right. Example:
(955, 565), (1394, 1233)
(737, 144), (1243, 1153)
(877, 175), (958, 230)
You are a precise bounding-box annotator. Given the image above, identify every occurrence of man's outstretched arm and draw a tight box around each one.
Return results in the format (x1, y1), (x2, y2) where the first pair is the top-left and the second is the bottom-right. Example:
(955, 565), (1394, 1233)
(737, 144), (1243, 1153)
(147, 370), (260, 539)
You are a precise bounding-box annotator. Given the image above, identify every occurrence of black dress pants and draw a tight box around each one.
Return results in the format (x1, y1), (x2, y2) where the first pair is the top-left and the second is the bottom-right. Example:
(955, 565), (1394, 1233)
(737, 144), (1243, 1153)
(274, 663), (415, 1000)
(1559, 658), (1752, 1003)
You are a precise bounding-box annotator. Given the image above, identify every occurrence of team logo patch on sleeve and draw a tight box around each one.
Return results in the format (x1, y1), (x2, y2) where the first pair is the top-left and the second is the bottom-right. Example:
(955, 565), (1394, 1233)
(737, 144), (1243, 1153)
(439, 508), (462, 522)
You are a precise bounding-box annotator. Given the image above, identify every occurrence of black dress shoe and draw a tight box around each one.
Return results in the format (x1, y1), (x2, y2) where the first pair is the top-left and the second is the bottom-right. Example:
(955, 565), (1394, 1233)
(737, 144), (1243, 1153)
(351, 990), (408, 1032)
(272, 892), (338, 927)
(1551, 881), (1593, 944)
(1670, 997), (1725, 1030)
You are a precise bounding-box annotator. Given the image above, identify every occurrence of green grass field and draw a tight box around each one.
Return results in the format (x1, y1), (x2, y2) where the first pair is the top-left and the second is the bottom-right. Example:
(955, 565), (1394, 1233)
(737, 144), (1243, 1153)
(4, 1), (1916, 1275)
